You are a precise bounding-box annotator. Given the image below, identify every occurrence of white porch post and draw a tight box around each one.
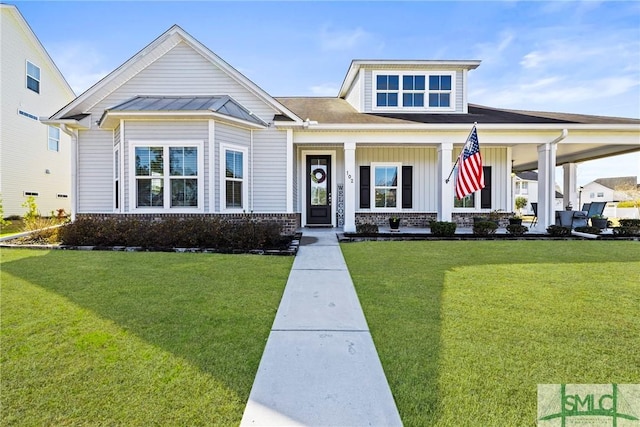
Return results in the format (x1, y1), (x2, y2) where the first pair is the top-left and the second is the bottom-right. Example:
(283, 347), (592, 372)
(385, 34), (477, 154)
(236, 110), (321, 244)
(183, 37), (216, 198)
(344, 141), (356, 232)
(437, 142), (454, 221)
(563, 163), (578, 210)
(537, 143), (558, 230)
(286, 129), (293, 213)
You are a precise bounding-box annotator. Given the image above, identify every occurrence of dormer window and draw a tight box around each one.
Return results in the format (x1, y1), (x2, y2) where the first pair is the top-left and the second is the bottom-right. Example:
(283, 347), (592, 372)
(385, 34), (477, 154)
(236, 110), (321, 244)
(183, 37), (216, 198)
(428, 75), (452, 108)
(374, 71), (455, 111)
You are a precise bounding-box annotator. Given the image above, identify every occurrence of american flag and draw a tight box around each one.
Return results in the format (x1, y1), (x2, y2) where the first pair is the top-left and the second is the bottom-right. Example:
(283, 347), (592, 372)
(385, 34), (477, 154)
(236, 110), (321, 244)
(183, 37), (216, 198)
(455, 125), (484, 199)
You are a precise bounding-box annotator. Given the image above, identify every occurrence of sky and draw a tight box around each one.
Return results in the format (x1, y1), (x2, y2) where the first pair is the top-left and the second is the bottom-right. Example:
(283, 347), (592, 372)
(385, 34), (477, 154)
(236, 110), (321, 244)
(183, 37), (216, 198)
(12, 0), (640, 186)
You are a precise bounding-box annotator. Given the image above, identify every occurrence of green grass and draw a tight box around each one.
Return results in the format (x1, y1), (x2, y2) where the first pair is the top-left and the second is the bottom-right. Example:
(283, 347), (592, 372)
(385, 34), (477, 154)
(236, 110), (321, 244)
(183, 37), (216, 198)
(1, 249), (293, 426)
(341, 240), (640, 426)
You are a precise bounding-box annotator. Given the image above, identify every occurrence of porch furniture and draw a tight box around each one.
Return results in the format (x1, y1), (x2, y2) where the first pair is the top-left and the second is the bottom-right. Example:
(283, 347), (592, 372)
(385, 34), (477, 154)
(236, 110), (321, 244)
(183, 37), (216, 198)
(555, 210), (588, 228)
(530, 202), (538, 227)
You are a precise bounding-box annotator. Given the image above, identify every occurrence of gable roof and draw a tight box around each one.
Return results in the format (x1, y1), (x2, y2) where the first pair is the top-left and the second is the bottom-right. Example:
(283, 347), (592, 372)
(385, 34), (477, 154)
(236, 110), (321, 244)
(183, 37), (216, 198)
(49, 25), (301, 123)
(98, 95), (268, 128)
(1, 4), (74, 97)
(274, 98), (640, 126)
(516, 171), (539, 181)
(591, 176), (638, 190)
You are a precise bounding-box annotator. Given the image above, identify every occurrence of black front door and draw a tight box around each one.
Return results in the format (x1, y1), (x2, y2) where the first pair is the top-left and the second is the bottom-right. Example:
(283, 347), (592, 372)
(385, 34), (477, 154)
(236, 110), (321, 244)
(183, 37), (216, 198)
(306, 155), (331, 225)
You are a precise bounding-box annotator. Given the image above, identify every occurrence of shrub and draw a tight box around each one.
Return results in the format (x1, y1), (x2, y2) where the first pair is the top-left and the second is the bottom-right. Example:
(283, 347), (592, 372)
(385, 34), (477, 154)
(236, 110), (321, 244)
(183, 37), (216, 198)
(356, 223), (379, 234)
(574, 226), (601, 235)
(429, 221), (456, 237)
(59, 217), (288, 251)
(619, 219), (640, 227)
(506, 224), (528, 236)
(546, 225), (571, 237)
(0, 197), (8, 227)
(473, 221), (498, 236)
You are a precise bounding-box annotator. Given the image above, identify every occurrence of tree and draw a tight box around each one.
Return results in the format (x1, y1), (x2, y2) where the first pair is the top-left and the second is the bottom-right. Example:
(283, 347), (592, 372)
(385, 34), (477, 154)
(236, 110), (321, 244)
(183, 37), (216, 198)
(615, 182), (640, 218)
(514, 196), (528, 216)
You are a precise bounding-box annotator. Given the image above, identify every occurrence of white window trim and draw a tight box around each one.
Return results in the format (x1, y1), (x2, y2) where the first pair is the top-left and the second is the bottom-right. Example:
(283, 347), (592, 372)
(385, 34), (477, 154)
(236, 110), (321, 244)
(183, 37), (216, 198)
(372, 71), (456, 112)
(220, 143), (248, 213)
(128, 140), (204, 213)
(48, 126), (60, 152)
(26, 61), (40, 93)
(371, 162), (402, 211)
(453, 191), (481, 211)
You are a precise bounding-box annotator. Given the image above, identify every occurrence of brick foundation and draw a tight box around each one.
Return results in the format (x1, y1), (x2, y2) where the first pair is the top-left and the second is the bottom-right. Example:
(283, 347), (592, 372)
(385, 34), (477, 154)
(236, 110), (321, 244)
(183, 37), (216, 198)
(77, 213), (302, 234)
(355, 212), (513, 228)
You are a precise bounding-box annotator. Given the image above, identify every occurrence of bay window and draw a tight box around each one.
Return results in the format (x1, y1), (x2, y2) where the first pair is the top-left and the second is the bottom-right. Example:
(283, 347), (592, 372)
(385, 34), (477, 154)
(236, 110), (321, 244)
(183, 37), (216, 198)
(130, 141), (203, 211)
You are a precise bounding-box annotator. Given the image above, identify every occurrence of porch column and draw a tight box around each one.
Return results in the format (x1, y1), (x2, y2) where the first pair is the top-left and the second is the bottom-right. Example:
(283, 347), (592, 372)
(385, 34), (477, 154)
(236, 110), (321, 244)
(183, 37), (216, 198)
(286, 129), (293, 212)
(563, 163), (578, 210)
(437, 142), (454, 221)
(536, 143), (557, 230)
(343, 141), (356, 232)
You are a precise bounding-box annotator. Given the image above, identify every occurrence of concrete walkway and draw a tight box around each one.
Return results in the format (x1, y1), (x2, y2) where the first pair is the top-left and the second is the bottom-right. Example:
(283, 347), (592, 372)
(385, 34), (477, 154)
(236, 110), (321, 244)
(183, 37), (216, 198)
(241, 228), (402, 426)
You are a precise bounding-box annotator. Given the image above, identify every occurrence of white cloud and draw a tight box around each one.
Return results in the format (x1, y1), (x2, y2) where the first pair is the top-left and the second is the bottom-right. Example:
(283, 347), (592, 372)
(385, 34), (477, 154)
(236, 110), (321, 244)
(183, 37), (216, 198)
(309, 83), (339, 96)
(48, 41), (111, 95)
(318, 25), (371, 51)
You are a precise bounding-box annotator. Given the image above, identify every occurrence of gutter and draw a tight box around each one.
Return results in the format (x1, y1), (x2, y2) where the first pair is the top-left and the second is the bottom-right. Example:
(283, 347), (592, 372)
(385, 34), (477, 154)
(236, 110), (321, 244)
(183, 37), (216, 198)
(59, 124), (79, 222)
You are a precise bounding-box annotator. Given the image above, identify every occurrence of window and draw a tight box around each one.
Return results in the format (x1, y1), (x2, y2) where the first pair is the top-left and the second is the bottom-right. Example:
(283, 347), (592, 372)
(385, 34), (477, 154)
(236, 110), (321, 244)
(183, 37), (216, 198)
(372, 163), (401, 209)
(131, 142), (202, 211)
(26, 61), (40, 93)
(454, 194), (475, 208)
(515, 181), (528, 195)
(48, 126), (60, 152)
(428, 75), (452, 107)
(114, 147), (120, 210)
(374, 72), (454, 110)
(597, 192), (604, 198)
(402, 75), (425, 107)
(223, 147), (246, 210)
(376, 75), (399, 107)
(454, 166), (491, 210)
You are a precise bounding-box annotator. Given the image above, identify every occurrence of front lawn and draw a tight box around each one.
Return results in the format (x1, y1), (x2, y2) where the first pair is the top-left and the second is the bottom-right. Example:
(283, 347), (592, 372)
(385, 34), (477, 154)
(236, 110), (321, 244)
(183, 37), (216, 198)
(1, 249), (293, 426)
(341, 241), (640, 426)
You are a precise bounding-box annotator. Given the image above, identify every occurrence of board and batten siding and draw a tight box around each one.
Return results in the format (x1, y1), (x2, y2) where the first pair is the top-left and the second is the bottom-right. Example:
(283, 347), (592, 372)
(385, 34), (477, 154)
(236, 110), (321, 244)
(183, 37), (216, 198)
(89, 42), (277, 125)
(252, 128), (288, 212)
(123, 120), (209, 212)
(356, 146), (509, 212)
(362, 68), (464, 113)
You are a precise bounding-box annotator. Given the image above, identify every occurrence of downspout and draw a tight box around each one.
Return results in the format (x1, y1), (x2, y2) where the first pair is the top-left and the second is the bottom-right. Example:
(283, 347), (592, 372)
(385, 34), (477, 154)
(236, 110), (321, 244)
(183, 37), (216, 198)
(60, 124), (78, 222)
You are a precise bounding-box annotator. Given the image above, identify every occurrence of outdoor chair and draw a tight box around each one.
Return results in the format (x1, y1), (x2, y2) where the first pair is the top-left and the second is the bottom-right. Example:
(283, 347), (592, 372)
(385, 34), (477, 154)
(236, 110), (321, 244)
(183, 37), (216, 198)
(586, 201), (606, 218)
(530, 202), (538, 227)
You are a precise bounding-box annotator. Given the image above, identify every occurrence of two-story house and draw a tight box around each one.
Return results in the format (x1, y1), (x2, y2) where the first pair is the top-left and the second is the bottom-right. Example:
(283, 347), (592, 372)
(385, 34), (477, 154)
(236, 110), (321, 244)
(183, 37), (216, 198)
(1, 4), (75, 217)
(45, 25), (640, 232)
(580, 176), (638, 205)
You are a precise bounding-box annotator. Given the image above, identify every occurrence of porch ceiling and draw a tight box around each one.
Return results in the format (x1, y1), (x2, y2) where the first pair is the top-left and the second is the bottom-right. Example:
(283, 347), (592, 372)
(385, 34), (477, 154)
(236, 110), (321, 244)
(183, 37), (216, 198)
(512, 142), (640, 171)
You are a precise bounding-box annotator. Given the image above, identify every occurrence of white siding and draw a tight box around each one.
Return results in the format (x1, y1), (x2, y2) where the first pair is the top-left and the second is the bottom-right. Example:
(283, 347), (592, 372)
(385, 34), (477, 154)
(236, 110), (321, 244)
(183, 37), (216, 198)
(344, 71), (362, 111)
(252, 128), (288, 212)
(91, 42), (277, 123)
(356, 146), (438, 211)
(0, 6), (75, 216)
(123, 121), (209, 211)
(77, 124), (113, 212)
(215, 123), (251, 212)
(355, 146), (509, 212)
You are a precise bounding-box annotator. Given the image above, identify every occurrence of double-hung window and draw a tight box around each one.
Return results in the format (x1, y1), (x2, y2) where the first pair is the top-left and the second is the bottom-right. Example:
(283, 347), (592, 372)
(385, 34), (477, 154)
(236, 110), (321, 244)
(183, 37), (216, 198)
(402, 75), (425, 107)
(428, 75), (452, 108)
(48, 126), (60, 152)
(372, 163), (401, 209)
(131, 141), (203, 211)
(376, 75), (399, 107)
(26, 61), (40, 93)
(221, 144), (248, 211)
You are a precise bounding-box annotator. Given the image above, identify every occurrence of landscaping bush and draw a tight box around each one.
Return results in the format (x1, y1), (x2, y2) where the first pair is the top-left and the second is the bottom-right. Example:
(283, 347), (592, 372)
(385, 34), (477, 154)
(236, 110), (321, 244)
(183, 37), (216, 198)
(472, 221), (498, 236)
(429, 221), (456, 237)
(574, 226), (601, 235)
(612, 219), (640, 237)
(546, 225), (571, 237)
(355, 223), (379, 234)
(506, 224), (528, 236)
(619, 219), (640, 227)
(59, 217), (289, 251)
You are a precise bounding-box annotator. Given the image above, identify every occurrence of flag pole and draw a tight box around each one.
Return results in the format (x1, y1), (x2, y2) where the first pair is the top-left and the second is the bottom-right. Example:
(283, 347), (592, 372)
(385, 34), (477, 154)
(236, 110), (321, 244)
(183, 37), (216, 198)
(444, 122), (477, 184)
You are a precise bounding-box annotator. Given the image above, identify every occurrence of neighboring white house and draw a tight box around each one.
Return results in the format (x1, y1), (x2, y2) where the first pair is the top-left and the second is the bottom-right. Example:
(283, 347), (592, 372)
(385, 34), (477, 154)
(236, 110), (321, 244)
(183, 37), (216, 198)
(514, 171), (564, 214)
(580, 176), (638, 205)
(0, 4), (75, 218)
(45, 25), (640, 232)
